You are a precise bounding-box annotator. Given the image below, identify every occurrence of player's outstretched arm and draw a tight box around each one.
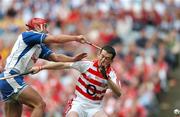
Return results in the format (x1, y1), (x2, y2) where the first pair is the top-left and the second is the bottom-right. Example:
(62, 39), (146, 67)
(43, 34), (87, 44)
(30, 62), (73, 74)
(48, 53), (87, 62)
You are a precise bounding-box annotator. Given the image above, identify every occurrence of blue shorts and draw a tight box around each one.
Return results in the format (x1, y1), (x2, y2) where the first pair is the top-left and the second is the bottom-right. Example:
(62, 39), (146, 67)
(0, 70), (27, 101)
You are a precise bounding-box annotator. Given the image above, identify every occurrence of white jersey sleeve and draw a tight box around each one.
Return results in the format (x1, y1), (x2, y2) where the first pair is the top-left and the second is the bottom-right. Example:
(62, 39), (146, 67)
(71, 61), (92, 73)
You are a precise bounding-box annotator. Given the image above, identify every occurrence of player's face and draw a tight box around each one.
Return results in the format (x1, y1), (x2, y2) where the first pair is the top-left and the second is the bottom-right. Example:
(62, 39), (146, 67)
(98, 50), (113, 68)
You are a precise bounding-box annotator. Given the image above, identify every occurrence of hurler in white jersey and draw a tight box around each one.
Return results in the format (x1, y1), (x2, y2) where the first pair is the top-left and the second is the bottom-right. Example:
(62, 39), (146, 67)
(0, 17), (87, 117)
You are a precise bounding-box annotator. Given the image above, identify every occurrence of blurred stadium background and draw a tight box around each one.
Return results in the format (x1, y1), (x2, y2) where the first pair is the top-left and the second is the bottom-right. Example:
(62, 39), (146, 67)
(0, 0), (179, 117)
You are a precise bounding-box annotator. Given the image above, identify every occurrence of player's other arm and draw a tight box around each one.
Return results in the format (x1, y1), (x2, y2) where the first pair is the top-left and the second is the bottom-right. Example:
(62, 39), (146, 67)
(107, 79), (121, 97)
(41, 62), (72, 70)
(48, 53), (87, 62)
(43, 34), (87, 44)
(100, 67), (121, 97)
(31, 62), (73, 74)
(31, 61), (89, 74)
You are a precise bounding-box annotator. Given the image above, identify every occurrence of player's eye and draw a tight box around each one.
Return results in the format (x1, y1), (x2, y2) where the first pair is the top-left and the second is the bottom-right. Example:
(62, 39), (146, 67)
(101, 54), (111, 60)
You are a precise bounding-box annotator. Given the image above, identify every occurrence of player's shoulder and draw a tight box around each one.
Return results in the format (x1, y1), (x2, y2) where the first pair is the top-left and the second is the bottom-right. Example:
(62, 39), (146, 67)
(71, 60), (92, 73)
(109, 67), (117, 77)
(73, 60), (93, 69)
(110, 67), (115, 72)
(22, 31), (42, 36)
(83, 60), (93, 64)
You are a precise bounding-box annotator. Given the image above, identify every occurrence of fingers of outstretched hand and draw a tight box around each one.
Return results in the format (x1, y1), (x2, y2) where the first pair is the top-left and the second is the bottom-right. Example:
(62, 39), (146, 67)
(79, 53), (87, 58)
(74, 53), (87, 61)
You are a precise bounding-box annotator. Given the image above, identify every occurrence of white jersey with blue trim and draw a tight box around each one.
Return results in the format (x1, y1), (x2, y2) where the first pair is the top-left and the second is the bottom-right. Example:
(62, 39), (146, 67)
(4, 31), (52, 74)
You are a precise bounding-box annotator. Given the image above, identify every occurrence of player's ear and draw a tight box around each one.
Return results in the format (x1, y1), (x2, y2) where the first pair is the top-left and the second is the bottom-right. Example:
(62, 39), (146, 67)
(110, 55), (114, 62)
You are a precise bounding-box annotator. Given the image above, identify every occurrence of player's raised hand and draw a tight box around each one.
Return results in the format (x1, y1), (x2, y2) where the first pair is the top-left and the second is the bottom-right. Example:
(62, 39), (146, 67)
(99, 66), (109, 80)
(73, 53), (87, 61)
(76, 35), (87, 44)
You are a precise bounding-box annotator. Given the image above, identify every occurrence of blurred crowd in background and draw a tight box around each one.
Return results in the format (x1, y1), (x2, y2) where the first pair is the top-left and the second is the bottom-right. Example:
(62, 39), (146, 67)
(0, 0), (179, 117)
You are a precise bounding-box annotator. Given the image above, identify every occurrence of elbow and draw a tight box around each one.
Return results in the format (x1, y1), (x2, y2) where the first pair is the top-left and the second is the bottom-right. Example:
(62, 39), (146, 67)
(50, 54), (60, 62)
(115, 89), (121, 97)
(112, 91), (121, 98)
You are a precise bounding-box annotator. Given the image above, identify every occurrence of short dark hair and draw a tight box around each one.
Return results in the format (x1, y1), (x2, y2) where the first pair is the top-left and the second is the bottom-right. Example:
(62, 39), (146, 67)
(101, 45), (116, 60)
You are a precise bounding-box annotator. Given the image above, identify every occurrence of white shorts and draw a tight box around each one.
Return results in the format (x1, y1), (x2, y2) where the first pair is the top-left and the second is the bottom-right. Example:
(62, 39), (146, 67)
(65, 96), (103, 117)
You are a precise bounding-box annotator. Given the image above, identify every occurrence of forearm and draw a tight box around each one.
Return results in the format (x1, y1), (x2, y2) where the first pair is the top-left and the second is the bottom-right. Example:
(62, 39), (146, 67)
(44, 34), (78, 43)
(107, 79), (121, 97)
(55, 35), (78, 43)
(52, 54), (74, 62)
(41, 62), (72, 70)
